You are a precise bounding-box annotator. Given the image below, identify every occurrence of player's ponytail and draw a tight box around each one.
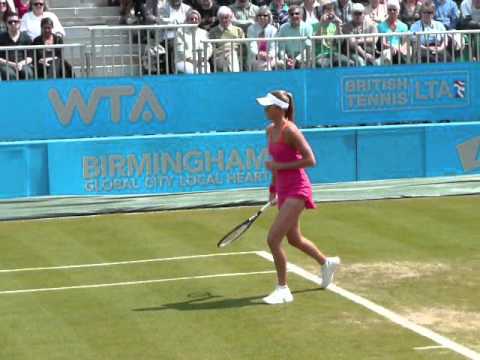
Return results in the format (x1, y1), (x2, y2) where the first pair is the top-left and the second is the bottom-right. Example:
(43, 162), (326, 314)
(271, 90), (295, 122)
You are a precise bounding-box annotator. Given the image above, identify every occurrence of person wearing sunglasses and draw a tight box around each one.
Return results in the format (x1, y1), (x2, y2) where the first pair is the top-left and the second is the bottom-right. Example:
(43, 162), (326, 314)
(276, 5), (313, 69)
(0, 10), (34, 80)
(343, 2), (378, 66)
(20, 0), (65, 40)
(247, 6), (278, 70)
(410, 0), (448, 63)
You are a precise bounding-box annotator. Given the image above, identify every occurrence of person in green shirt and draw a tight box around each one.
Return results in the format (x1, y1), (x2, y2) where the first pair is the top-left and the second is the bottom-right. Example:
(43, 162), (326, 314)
(312, 0), (351, 67)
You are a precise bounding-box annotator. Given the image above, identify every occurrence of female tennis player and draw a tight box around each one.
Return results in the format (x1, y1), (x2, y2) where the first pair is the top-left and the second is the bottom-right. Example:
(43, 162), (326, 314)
(256, 90), (340, 304)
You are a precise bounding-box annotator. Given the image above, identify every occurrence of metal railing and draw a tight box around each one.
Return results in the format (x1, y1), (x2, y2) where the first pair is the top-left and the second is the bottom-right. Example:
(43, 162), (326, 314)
(3, 27), (480, 80)
(0, 43), (87, 81)
(88, 24), (200, 77)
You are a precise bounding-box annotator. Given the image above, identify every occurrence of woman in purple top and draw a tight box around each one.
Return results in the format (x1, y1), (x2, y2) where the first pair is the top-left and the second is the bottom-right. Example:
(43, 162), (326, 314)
(256, 90), (341, 305)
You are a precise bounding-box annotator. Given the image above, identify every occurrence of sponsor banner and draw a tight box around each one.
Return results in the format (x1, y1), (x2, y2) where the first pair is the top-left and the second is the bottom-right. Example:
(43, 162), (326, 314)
(1, 63), (479, 141)
(0, 72), (305, 141)
(306, 63), (474, 126)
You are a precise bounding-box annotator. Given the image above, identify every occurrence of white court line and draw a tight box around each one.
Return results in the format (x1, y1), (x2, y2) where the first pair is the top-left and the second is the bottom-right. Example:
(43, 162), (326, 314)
(414, 345), (448, 351)
(255, 251), (480, 360)
(0, 251), (258, 273)
(0, 270), (276, 295)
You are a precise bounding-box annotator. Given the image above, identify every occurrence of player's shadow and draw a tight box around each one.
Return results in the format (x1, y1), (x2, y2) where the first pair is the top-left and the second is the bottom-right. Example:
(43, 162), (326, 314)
(132, 288), (320, 312)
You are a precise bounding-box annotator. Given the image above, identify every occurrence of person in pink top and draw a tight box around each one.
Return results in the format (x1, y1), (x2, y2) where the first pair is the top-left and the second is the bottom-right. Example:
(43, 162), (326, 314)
(256, 90), (341, 305)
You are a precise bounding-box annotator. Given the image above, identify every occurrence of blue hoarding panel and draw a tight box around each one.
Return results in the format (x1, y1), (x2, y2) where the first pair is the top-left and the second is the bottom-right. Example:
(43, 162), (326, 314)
(357, 127), (425, 180)
(425, 123), (480, 176)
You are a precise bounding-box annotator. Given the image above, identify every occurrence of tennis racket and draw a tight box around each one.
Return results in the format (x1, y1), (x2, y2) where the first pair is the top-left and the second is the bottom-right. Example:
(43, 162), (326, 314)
(217, 201), (274, 248)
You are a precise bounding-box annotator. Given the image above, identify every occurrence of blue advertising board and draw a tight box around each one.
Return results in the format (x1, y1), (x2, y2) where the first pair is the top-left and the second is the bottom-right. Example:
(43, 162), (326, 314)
(2, 123), (480, 198)
(0, 63), (478, 142)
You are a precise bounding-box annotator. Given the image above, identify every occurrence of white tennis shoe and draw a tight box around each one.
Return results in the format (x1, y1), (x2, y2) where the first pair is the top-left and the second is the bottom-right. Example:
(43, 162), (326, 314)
(262, 285), (294, 305)
(321, 256), (341, 289)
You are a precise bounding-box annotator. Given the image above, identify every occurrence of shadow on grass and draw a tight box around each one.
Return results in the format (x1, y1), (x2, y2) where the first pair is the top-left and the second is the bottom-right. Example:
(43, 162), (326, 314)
(132, 288), (321, 312)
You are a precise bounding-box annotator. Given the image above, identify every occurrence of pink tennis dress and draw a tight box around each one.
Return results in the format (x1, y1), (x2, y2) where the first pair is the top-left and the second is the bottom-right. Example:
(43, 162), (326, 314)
(268, 124), (316, 209)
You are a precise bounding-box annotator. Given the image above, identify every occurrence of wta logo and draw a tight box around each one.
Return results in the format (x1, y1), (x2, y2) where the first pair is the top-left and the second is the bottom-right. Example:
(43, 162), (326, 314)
(457, 136), (480, 172)
(48, 85), (166, 126)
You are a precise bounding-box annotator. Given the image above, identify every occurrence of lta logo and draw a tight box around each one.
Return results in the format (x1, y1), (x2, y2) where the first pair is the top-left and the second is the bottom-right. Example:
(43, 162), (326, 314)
(48, 85), (166, 126)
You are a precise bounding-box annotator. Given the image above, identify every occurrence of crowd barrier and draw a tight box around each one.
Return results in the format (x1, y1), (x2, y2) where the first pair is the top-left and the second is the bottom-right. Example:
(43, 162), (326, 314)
(1, 26), (480, 79)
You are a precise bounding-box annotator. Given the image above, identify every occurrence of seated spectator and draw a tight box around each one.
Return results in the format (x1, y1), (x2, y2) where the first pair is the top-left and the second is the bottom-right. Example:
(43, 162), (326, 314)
(175, 9), (213, 73)
(13, 0), (29, 17)
(0, 0), (11, 32)
(32, 17), (72, 78)
(434, 0), (459, 29)
(399, 0), (421, 27)
(230, 0), (259, 33)
(247, 6), (277, 70)
(410, 0), (448, 62)
(0, 11), (33, 80)
(376, 0), (409, 64)
(459, 0), (480, 28)
(313, 0), (351, 67)
(20, 0), (65, 41)
(270, 0), (289, 28)
(343, 2), (378, 65)
(365, 0), (388, 24)
(193, 0), (219, 31)
(209, 6), (245, 72)
(335, 0), (353, 23)
(276, 5), (313, 69)
(302, 0), (320, 27)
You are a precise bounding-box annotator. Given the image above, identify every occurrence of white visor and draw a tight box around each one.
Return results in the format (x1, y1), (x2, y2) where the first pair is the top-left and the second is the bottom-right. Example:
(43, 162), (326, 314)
(256, 93), (289, 110)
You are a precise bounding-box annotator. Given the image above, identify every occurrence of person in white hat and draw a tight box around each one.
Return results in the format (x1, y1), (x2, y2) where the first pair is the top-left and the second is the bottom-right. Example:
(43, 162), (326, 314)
(256, 90), (341, 304)
(342, 2), (379, 65)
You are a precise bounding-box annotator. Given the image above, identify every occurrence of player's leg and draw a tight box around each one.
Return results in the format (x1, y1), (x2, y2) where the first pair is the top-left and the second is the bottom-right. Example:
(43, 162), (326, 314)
(286, 221), (327, 265)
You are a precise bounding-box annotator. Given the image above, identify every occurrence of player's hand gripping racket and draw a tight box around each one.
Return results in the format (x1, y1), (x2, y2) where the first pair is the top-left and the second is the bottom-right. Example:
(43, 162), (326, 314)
(217, 201), (274, 248)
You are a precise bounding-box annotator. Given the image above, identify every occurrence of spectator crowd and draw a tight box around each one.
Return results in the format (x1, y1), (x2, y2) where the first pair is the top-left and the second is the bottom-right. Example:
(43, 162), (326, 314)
(0, 0), (71, 79)
(0, 0), (479, 79)
(112, 0), (480, 72)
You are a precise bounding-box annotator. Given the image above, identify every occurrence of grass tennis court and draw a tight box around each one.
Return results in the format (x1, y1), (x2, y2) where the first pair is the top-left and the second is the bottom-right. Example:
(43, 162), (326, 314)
(0, 195), (479, 360)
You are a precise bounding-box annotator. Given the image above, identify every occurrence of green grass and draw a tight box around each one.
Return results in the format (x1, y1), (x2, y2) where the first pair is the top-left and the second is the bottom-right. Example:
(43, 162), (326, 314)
(0, 195), (478, 359)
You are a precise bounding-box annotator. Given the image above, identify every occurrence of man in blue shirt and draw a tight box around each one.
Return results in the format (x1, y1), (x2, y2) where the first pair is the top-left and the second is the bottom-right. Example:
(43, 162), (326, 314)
(276, 5), (313, 69)
(434, 0), (460, 29)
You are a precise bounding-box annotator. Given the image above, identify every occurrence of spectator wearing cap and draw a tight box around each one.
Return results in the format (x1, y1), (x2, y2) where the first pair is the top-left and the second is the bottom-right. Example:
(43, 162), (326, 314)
(399, 0), (421, 27)
(343, 2), (378, 65)
(433, 0), (459, 29)
(459, 0), (480, 29)
(0, 10), (33, 80)
(376, 0), (409, 64)
(247, 6), (278, 70)
(230, 0), (259, 33)
(313, 0), (351, 67)
(276, 5), (313, 69)
(209, 6), (245, 71)
(20, 0), (65, 40)
(365, 0), (387, 24)
(410, 0), (448, 62)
